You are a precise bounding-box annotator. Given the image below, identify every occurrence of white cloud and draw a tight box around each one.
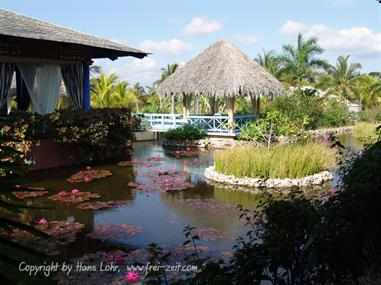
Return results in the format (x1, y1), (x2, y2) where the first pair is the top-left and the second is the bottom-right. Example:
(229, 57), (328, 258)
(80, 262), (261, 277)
(280, 20), (381, 57)
(140, 38), (192, 56)
(182, 17), (222, 36)
(94, 57), (162, 87)
(235, 35), (259, 45)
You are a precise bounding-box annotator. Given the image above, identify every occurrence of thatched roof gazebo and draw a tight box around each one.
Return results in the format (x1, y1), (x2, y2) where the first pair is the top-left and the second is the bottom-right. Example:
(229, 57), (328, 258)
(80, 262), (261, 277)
(157, 39), (284, 133)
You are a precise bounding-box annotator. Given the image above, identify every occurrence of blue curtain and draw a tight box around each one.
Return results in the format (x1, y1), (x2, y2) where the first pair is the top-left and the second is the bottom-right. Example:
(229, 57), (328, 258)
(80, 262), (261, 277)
(0, 63), (14, 116)
(16, 67), (30, 111)
(60, 64), (83, 108)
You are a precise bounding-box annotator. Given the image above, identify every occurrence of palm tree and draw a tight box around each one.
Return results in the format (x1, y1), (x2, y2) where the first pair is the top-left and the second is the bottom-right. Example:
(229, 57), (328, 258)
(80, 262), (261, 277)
(319, 55), (362, 102)
(279, 33), (329, 88)
(155, 63), (179, 85)
(255, 50), (282, 78)
(129, 83), (145, 112)
(90, 72), (119, 108)
(352, 75), (381, 107)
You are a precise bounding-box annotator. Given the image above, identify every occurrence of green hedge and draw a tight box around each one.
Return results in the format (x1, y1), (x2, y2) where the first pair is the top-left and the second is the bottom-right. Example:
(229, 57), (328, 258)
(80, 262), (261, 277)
(162, 124), (206, 140)
(7, 108), (140, 162)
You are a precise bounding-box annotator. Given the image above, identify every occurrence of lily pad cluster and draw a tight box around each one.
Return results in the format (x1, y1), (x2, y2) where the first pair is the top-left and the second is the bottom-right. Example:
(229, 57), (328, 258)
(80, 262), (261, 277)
(179, 198), (238, 214)
(77, 200), (129, 210)
(49, 191), (101, 204)
(87, 224), (142, 243)
(66, 169), (112, 183)
(0, 220), (85, 256)
(190, 227), (224, 241)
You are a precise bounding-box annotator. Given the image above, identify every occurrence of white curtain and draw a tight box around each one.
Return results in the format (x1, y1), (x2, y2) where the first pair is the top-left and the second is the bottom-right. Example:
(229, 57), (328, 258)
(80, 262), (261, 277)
(17, 64), (62, 115)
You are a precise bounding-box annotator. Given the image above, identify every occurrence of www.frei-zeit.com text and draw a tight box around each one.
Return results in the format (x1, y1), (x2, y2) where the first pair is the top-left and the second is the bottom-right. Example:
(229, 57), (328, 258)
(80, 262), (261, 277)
(19, 261), (199, 277)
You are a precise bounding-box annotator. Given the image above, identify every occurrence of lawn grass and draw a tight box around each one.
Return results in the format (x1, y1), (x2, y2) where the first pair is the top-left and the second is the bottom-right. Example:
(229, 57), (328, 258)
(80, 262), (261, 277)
(353, 122), (380, 139)
(214, 141), (336, 179)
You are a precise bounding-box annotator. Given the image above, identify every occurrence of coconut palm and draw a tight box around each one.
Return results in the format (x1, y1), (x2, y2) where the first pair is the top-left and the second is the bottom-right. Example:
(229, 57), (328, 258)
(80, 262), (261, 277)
(352, 75), (381, 107)
(90, 72), (119, 108)
(279, 33), (329, 88)
(318, 55), (362, 102)
(155, 63), (179, 85)
(255, 50), (282, 79)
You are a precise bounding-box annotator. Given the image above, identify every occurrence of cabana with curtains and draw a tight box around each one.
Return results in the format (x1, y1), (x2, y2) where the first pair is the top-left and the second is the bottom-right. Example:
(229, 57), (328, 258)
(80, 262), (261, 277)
(156, 39), (285, 136)
(0, 9), (147, 116)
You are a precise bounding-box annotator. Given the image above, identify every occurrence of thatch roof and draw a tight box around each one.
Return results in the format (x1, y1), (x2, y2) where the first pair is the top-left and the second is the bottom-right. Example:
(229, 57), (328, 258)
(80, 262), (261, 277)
(157, 39), (284, 99)
(0, 9), (147, 59)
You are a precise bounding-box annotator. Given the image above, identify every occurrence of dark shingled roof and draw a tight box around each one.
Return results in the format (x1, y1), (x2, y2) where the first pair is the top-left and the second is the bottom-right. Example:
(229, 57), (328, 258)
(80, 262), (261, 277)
(0, 9), (147, 59)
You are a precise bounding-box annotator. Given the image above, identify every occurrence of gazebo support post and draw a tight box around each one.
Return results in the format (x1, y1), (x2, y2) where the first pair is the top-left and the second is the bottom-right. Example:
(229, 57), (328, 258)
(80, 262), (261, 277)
(182, 95), (188, 124)
(83, 62), (90, 110)
(227, 97), (235, 133)
(194, 95), (199, 114)
(256, 96), (260, 116)
(170, 94), (175, 114)
(250, 94), (257, 115)
(209, 95), (216, 114)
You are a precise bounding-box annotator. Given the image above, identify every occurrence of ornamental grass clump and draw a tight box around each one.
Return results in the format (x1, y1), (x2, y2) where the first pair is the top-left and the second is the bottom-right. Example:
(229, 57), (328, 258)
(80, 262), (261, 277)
(214, 141), (336, 179)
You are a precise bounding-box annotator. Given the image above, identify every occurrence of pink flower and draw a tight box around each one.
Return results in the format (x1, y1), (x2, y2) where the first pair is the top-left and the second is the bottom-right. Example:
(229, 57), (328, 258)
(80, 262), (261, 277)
(175, 150), (180, 154)
(58, 191), (66, 196)
(38, 218), (47, 225)
(124, 271), (139, 282)
(86, 166), (91, 170)
(186, 147), (191, 151)
(15, 194), (22, 199)
(71, 189), (79, 195)
(15, 184), (21, 188)
(84, 176), (91, 183)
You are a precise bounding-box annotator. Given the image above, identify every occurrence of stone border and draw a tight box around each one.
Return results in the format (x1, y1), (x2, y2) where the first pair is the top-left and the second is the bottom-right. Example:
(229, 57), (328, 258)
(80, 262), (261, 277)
(204, 166), (333, 189)
(162, 126), (354, 150)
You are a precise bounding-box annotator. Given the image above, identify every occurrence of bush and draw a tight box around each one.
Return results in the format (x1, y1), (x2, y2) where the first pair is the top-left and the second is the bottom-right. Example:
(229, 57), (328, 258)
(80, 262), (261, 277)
(359, 106), (381, 122)
(162, 124), (206, 140)
(7, 108), (138, 162)
(238, 110), (303, 145)
(266, 92), (352, 129)
(353, 121), (380, 139)
(214, 141), (336, 179)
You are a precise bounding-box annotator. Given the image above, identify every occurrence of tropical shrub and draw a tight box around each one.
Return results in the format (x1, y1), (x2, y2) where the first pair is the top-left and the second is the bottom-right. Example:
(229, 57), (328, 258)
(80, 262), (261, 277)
(358, 106), (381, 122)
(353, 121), (380, 140)
(214, 141), (336, 179)
(266, 91), (353, 129)
(7, 108), (139, 162)
(162, 124), (206, 140)
(238, 110), (305, 150)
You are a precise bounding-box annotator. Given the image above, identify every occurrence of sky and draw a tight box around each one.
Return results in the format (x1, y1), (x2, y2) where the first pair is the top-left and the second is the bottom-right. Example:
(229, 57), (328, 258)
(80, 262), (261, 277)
(1, 0), (380, 86)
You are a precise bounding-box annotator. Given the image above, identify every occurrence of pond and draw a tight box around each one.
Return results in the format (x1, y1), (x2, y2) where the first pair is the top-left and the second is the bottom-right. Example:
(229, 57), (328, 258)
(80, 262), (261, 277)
(9, 134), (362, 261)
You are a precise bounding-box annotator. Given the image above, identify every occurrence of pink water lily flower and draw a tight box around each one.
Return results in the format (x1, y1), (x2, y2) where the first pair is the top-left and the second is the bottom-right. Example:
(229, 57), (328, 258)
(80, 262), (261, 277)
(124, 271), (139, 282)
(71, 189), (79, 195)
(86, 166), (91, 170)
(38, 218), (47, 225)
(84, 176), (91, 183)
(175, 150), (180, 154)
(15, 184), (21, 188)
(58, 191), (66, 196)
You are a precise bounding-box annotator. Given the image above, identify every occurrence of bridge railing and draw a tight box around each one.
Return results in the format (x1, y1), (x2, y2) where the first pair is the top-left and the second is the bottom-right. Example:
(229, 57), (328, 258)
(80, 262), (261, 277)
(135, 113), (258, 135)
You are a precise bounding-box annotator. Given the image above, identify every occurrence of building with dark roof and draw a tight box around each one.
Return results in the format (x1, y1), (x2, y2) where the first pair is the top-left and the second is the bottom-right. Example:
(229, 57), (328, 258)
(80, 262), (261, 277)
(0, 9), (148, 115)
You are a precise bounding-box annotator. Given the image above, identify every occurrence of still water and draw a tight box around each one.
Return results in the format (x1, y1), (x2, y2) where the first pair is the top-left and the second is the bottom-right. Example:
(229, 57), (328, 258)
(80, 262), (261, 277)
(19, 135), (362, 260)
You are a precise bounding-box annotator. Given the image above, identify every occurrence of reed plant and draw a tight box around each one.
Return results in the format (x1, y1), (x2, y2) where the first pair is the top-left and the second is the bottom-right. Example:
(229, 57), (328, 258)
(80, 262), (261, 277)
(214, 141), (336, 179)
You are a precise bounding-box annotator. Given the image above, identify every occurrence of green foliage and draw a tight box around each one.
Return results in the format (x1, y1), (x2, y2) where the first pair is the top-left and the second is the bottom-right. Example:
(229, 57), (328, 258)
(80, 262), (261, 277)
(358, 106), (381, 122)
(238, 110), (302, 145)
(266, 91), (353, 129)
(353, 121), (380, 139)
(7, 108), (138, 162)
(162, 124), (206, 140)
(214, 141), (336, 179)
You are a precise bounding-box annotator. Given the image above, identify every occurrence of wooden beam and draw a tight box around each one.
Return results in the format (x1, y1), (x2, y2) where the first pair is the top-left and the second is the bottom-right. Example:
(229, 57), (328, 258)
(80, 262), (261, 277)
(182, 95), (187, 124)
(194, 95), (199, 114)
(256, 96), (260, 116)
(170, 94), (175, 114)
(250, 94), (257, 115)
(227, 97), (235, 133)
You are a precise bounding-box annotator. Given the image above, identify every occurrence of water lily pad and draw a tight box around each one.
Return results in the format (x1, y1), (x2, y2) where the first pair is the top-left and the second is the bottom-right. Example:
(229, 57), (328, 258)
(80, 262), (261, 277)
(0, 220), (85, 256)
(77, 200), (129, 210)
(66, 169), (112, 183)
(49, 191), (101, 204)
(12, 190), (50, 199)
(87, 224), (142, 243)
(190, 227), (223, 241)
(179, 198), (238, 215)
